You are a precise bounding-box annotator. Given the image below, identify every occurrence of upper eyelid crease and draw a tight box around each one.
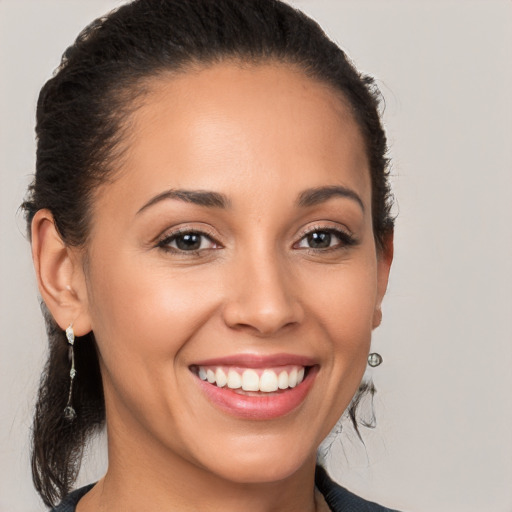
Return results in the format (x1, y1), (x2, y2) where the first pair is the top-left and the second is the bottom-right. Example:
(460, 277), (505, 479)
(158, 228), (218, 244)
(296, 221), (355, 239)
(298, 223), (351, 236)
(296, 226), (356, 245)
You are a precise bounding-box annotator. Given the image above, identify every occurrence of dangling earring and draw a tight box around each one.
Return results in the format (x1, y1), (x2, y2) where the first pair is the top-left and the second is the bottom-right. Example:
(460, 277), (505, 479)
(367, 352), (383, 367)
(63, 324), (77, 421)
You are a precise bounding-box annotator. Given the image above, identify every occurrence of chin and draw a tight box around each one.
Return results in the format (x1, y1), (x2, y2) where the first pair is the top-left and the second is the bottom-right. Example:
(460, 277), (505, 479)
(205, 451), (313, 485)
(185, 428), (319, 485)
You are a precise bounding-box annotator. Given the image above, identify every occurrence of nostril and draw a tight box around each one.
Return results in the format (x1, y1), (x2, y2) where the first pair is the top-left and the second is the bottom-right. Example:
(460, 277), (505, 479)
(231, 319), (298, 338)
(222, 298), (303, 337)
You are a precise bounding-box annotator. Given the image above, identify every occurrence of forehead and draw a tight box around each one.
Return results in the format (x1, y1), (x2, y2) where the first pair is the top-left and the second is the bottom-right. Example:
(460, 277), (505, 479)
(96, 62), (370, 214)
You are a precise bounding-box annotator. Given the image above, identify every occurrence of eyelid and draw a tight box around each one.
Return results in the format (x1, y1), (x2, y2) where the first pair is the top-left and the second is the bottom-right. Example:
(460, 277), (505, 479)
(153, 222), (356, 254)
(295, 222), (353, 241)
(293, 223), (357, 250)
(155, 225), (222, 251)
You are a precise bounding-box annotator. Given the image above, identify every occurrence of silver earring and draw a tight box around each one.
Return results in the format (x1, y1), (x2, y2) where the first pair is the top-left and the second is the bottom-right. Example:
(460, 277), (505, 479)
(367, 352), (383, 367)
(63, 324), (77, 421)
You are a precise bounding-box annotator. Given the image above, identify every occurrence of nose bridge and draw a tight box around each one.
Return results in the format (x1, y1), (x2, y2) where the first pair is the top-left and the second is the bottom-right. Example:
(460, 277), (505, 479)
(223, 241), (302, 336)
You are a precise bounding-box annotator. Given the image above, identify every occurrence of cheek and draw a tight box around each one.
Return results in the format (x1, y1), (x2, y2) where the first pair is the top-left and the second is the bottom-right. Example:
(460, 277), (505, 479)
(300, 256), (378, 402)
(85, 251), (222, 383)
(84, 254), (229, 441)
(302, 261), (378, 342)
(294, 257), (378, 434)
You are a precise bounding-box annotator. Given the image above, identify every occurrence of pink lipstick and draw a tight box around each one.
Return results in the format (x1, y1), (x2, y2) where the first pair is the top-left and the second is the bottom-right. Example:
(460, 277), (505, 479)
(190, 354), (318, 420)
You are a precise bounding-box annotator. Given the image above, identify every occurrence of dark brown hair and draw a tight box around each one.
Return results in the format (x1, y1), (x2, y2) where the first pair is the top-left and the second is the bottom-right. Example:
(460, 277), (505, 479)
(23, 0), (394, 506)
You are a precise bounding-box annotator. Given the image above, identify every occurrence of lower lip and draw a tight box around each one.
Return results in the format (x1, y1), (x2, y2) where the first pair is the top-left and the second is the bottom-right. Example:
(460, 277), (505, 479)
(194, 367), (318, 420)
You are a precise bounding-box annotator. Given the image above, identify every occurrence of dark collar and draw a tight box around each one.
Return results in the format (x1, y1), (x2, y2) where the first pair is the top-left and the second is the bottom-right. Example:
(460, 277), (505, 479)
(315, 465), (401, 512)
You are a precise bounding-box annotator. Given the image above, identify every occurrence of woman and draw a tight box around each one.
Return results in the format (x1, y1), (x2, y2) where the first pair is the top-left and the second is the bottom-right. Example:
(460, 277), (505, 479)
(23, 0), (396, 510)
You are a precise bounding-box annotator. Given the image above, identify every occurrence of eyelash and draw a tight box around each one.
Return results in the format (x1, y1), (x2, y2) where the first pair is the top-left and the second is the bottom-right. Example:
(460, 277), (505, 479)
(294, 225), (357, 253)
(156, 225), (357, 255)
(156, 228), (219, 255)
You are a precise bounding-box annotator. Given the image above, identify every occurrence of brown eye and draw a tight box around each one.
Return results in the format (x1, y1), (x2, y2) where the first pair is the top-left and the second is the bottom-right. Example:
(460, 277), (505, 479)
(175, 233), (202, 251)
(158, 231), (218, 253)
(305, 231), (332, 249)
(295, 228), (356, 251)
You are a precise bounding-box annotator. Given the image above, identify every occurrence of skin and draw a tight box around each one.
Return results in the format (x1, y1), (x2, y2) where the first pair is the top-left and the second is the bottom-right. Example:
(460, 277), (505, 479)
(32, 62), (392, 512)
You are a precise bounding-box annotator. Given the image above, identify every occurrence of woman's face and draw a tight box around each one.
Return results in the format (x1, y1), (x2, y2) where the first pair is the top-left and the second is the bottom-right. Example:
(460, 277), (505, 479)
(80, 62), (391, 483)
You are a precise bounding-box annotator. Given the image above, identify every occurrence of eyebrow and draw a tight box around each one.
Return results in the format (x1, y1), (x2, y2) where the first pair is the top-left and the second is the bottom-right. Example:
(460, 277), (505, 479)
(297, 185), (365, 212)
(137, 184), (364, 215)
(137, 189), (230, 214)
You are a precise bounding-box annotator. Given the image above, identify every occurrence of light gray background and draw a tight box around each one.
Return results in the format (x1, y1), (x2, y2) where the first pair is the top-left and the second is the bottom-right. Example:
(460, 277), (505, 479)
(1, 1), (511, 511)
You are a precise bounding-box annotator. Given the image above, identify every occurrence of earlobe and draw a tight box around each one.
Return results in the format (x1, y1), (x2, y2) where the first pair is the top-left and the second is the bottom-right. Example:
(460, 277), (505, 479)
(372, 307), (383, 329)
(373, 232), (394, 329)
(31, 209), (91, 336)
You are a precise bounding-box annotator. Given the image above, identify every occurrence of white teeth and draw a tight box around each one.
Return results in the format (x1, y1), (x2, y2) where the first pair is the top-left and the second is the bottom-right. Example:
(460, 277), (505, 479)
(288, 368), (298, 388)
(260, 369), (279, 392)
(277, 370), (289, 390)
(227, 369), (242, 389)
(215, 368), (227, 388)
(241, 369), (259, 391)
(206, 369), (216, 383)
(197, 365), (307, 392)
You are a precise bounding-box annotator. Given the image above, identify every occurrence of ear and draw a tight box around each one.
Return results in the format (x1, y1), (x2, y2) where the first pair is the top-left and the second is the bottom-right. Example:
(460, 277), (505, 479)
(31, 209), (92, 336)
(373, 231), (394, 329)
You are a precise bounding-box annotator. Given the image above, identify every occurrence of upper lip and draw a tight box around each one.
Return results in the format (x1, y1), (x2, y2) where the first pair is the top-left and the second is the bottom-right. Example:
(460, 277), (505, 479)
(191, 353), (317, 368)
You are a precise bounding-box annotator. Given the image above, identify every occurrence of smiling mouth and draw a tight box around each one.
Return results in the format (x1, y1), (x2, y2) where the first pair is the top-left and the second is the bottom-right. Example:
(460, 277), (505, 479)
(190, 358), (318, 419)
(190, 365), (310, 394)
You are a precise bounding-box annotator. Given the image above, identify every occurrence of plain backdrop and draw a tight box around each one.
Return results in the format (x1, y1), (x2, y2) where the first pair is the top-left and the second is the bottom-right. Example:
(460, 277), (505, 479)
(1, 1), (511, 511)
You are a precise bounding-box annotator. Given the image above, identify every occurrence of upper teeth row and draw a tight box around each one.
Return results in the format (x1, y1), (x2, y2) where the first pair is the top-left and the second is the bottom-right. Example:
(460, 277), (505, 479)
(198, 366), (306, 393)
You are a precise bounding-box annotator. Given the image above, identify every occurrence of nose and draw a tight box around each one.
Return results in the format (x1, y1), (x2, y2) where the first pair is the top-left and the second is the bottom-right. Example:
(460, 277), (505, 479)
(222, 252), (304, 337)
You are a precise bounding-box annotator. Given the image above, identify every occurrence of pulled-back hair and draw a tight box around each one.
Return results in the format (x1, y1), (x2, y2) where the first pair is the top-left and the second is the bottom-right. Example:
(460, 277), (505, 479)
(23, 0), (393, 506)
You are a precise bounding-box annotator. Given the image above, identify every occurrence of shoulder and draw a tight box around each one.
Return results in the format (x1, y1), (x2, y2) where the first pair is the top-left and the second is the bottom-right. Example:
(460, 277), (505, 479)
(315, 465), (402, 512)
(49, 484), (95, 512)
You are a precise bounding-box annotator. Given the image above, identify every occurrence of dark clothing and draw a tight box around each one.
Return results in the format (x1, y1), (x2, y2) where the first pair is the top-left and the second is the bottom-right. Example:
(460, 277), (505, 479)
(314, 465), (401, 511)
(50, 466), (401, 511)
(49, 483), (94, 512)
